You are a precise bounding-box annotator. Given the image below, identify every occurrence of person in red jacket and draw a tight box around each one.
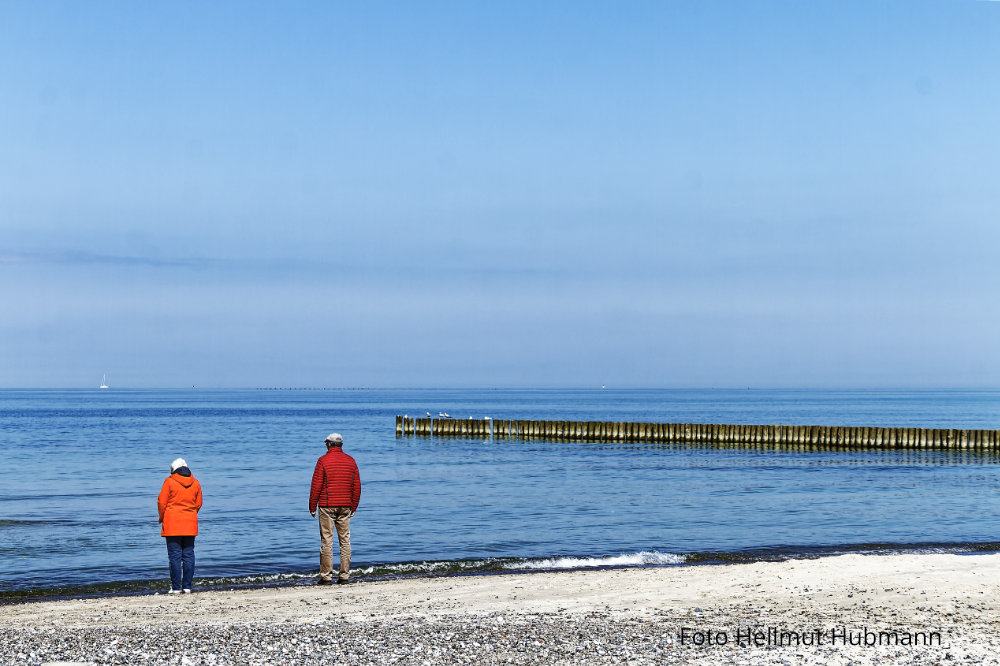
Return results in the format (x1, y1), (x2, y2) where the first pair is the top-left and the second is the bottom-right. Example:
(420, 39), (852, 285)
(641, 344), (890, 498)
(157, 457), (203, 594)
(309, 433), (361, 585)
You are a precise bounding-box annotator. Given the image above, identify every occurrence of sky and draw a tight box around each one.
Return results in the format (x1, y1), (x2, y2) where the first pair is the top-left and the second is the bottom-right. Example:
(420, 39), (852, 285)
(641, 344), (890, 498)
(2, 1), (1000, 389)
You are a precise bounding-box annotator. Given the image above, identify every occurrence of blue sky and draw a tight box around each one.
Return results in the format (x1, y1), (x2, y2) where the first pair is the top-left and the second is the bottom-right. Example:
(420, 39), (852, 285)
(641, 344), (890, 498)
(2, 1), (999, 388)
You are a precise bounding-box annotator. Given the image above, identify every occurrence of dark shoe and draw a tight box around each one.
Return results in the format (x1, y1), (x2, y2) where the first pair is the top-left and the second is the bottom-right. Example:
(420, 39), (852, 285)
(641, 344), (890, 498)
(317, 578), (334, 586)
(336, 578), (350, 585)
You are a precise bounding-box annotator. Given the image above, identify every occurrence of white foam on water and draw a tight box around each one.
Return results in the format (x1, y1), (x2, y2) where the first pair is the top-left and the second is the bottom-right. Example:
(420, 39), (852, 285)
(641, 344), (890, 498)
(203, 551), (688, 587)
(199, 571), (315, 586)
(353, 558), (510, 576)
(353, 551), (685, 577)
(504, 550), (686, 570)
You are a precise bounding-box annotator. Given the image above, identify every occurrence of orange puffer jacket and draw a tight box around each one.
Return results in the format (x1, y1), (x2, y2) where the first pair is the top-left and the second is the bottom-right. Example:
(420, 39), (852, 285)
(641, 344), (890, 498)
(158, 472), (203, 536)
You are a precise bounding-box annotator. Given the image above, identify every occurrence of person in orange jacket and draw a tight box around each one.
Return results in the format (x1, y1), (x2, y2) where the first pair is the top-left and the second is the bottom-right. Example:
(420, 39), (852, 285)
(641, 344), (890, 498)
(158, 457), (203, 594)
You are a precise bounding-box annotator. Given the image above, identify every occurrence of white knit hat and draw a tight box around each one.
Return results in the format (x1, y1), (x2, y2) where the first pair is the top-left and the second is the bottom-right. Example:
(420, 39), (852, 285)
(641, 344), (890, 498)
(325, 433), (343, 445)
(170, 458), (187, 473)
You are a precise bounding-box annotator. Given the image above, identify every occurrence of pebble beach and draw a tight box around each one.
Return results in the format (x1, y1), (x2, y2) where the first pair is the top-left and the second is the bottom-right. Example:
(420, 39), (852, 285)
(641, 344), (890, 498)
(4, 552), (1000, 665)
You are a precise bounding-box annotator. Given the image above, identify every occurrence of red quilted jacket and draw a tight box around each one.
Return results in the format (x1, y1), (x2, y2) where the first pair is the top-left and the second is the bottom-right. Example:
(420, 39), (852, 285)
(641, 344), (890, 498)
(309, 447), (361, 513)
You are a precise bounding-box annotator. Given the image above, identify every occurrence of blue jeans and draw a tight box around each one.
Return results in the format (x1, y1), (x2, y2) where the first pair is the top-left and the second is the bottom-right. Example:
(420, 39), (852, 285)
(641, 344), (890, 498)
(165, 536), (196, 590)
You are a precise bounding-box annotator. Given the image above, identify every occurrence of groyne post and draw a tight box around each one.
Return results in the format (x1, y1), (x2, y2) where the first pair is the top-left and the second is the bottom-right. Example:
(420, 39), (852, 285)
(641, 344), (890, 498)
(397, 417), (1000, 450)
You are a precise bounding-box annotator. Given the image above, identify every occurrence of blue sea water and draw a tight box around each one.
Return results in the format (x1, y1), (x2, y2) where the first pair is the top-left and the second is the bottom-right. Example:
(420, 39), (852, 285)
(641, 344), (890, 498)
(2, 388), (1000, 597)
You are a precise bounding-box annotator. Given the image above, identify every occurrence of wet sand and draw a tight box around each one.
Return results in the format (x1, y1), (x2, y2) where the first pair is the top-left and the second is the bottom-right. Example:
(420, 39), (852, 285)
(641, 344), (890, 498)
(3, 552), (1000, 664)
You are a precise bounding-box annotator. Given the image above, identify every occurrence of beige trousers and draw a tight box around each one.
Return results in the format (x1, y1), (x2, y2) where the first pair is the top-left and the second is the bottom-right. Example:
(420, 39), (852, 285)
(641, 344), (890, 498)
(318, 506), (352, 581)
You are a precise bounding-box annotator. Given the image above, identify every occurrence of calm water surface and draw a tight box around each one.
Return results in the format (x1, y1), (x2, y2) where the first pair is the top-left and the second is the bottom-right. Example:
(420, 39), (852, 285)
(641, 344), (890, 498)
(2, 388), (1000, 595)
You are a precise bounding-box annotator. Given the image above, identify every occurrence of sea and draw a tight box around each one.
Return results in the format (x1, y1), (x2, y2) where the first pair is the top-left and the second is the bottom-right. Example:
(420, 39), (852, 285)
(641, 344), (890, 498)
(3, 387), (1000, 600)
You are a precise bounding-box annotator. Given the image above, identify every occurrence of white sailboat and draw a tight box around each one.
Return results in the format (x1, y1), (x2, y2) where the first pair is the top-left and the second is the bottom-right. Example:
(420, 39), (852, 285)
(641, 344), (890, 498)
(99, 373), (109, 389)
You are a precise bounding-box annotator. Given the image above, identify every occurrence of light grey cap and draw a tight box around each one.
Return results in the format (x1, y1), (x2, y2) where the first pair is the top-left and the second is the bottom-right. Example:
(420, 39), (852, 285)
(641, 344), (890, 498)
(170, 458), (187, 472)
(325, 433), (343, 445)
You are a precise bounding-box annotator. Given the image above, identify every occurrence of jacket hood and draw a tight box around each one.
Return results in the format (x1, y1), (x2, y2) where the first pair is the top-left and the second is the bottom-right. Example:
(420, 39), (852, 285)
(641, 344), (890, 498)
(171, 469), (195, 487)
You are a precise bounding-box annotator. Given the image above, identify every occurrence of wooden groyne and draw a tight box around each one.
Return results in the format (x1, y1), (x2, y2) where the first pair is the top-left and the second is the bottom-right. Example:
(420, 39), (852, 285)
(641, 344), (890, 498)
(395, 416), (1000, 449)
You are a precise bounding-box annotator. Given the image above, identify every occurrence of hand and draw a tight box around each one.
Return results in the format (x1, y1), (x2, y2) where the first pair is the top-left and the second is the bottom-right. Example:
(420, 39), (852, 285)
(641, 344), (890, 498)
(310, 512), (315, 518)
(350, 511), (356, 519)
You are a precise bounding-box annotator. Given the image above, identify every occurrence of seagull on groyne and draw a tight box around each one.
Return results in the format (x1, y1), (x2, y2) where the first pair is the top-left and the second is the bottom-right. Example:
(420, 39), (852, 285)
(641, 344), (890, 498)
(439, 412), (451, 418)
(426, 412), (432, 418)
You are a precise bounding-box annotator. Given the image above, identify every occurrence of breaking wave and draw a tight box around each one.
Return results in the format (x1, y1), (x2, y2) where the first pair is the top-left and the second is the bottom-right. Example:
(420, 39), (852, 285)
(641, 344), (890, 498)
(504, 551), (686, 570)
(351, 550), (686, 578)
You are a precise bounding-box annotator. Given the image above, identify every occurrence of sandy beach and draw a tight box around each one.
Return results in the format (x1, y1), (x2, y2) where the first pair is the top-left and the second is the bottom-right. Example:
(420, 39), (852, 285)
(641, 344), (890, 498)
(3, 552), (1000, 664)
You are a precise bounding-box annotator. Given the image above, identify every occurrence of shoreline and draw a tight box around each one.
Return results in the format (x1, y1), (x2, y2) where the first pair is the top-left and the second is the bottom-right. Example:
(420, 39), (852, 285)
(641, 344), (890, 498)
(3, 552), (1000, 664)
(6, 539), (1000, 605)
